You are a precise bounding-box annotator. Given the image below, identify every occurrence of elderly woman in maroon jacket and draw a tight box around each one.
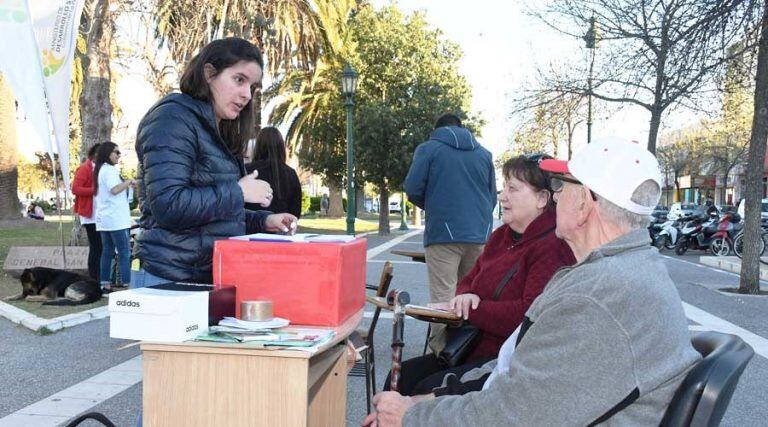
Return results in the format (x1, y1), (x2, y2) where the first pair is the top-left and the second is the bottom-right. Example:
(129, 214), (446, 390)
(385, 154), (576, 396)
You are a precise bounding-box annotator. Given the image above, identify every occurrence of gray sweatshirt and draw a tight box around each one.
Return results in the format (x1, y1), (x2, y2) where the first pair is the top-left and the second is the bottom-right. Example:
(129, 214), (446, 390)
(403, 229), (701, 426)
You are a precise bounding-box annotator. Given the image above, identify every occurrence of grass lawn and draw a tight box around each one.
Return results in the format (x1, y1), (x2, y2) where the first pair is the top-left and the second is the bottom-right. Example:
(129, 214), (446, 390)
(297, 213), (383, 234)
(0, 217), (106, 319)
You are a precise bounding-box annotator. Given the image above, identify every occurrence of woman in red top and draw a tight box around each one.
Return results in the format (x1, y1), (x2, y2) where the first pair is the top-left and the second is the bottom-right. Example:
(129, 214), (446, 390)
(72, 143), (102, 280)
(385, 154), (576, 396)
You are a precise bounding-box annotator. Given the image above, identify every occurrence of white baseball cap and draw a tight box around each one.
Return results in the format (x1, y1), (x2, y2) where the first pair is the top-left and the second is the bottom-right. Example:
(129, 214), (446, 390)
(539, 138), (662, 215)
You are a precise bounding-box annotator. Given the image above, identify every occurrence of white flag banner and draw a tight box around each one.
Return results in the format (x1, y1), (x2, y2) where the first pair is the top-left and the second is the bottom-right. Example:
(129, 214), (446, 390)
(29, 0), (84, 191)
(0, 0), (53, 160)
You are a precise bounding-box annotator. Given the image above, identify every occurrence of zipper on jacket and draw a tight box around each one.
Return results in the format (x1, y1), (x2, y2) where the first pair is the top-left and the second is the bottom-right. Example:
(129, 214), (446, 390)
(444, 223), (455, 240)
(446, 127), (460, 148)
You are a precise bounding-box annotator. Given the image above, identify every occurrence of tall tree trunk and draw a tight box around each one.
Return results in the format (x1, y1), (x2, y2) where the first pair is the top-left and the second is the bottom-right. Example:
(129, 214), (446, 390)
(378, 184), (390, 236)
(0, 74), (21, 220)
(647, 106), (663, 154)
(739, 0), (768, 295)
(327, 180), (344, 217)
(78, 0), (113, 151)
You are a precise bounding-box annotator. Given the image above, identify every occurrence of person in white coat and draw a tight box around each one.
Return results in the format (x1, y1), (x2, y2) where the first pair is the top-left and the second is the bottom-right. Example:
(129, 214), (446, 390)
(93, 141), (135, 291)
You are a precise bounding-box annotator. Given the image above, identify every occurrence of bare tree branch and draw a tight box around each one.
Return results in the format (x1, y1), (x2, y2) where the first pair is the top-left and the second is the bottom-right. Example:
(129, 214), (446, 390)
(521, 0), (761, 153)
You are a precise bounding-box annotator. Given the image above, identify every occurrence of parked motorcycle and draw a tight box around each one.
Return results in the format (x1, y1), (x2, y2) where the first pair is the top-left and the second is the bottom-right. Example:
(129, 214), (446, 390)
(674, 212), (720, 256)
(714, 212), (742, 256)
(648, 214), (667, 244)
(653, 217), (684, 250)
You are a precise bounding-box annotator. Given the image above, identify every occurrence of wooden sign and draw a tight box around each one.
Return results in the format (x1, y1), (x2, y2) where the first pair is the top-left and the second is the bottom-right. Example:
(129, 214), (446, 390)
(3, 246), (89, 278)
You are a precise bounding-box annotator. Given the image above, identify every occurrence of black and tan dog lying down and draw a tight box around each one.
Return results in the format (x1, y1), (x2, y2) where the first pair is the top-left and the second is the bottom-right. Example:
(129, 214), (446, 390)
(3, 267), (102, 306)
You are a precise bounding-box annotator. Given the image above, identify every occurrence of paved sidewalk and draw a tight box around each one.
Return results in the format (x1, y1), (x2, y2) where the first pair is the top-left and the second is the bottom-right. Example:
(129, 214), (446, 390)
(699, 256), (768, 281)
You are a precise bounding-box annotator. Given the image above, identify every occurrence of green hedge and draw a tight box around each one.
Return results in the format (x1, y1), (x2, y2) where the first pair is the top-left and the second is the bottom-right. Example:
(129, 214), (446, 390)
(309, 196), (321, 212)
(301, 192), (311, 214)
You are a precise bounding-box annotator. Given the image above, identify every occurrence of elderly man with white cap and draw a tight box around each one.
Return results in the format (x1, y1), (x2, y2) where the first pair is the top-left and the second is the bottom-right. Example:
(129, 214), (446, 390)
(363, 139), (701, 427)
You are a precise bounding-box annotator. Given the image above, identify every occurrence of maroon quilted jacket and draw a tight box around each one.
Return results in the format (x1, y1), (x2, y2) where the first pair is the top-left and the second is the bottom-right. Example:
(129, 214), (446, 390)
(456, 209), (575, 361)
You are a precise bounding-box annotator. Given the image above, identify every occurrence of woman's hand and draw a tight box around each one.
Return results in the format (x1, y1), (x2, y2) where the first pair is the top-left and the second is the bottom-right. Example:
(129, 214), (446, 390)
(264, 213), (297, 234)
(254, 179), (273, 207)
(449, 293), (481, 320)
(111, 180), (136, 195)
(238, 171), (273, 205)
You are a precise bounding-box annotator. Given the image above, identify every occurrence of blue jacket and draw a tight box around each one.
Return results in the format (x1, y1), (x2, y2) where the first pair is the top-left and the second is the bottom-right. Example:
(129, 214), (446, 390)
(405, 126), (496, 246)
(135, 93), (271, 283)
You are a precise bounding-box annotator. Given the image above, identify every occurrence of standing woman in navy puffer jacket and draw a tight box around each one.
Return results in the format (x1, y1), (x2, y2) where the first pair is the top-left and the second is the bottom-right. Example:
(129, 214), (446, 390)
(133, 38), (296, 287)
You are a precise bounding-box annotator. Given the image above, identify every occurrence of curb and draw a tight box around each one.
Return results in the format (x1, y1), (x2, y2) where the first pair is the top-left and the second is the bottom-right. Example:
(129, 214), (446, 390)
(0, 300), (108, 333)
(699, 256), (768, 281)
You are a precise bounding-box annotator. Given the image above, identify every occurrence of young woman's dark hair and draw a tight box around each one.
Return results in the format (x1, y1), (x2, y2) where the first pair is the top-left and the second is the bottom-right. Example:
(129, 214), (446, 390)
(502, 154), (555, 209)
(251, 127), (287, 197)
(93, 141), (119, 196)
(87, 143), (101, 159)
(179, 37), (264, 156)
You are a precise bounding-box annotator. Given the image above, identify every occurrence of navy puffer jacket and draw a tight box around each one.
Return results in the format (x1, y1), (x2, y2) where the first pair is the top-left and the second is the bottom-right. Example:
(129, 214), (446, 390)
(135, 93), (270, 283)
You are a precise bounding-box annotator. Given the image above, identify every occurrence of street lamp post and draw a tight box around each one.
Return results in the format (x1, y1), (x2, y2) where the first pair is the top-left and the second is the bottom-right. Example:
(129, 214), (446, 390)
(583, 15), (598, 144)
(341, 64), (359, 236)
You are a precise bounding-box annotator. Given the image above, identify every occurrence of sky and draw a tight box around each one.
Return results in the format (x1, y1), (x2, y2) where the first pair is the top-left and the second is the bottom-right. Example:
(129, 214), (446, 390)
(368, 0), (661, 157)
(17, 0), (697, 163)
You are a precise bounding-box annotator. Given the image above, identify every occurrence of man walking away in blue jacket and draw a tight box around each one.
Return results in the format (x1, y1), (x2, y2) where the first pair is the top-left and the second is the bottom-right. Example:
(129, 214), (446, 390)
(405, 113), (496, 352)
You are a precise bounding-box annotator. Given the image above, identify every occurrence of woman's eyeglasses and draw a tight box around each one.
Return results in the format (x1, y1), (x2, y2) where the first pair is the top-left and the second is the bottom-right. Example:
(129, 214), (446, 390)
(550, 174), (597, 200)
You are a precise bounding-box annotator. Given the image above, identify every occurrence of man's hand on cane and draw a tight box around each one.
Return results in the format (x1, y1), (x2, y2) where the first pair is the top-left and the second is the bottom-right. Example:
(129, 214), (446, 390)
(361, 392), (434, 427)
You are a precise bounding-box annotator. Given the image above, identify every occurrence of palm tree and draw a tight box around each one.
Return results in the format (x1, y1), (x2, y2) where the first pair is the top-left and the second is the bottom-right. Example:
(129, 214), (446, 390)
(266, 0), (356, 216)
(78, 0), (114, 157)
(0, 74), (22, 220)
(151, 0), (326, 132)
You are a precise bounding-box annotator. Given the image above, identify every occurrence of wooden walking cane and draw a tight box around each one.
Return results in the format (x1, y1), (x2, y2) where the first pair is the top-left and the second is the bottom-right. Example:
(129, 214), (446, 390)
(386, 289), (410, 392)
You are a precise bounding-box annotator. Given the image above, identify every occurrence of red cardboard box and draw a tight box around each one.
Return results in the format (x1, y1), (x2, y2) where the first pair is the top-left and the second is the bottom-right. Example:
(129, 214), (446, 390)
(212, 238), (366, 326)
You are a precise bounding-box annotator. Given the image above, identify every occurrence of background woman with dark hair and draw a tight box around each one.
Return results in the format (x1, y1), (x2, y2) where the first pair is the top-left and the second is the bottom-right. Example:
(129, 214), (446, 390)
(134, 37), (296, 288)
(72, 143), (102, 280)
(245, 126), (302, 218)
(93, 142), (135, 290)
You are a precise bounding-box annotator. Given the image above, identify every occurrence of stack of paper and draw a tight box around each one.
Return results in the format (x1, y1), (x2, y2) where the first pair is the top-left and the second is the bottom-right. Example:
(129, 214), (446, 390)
(229, 233), (357, 243)
(197, 326), (334, 348)
(195, 316), (336, 350)
(218, 317), (289, 330)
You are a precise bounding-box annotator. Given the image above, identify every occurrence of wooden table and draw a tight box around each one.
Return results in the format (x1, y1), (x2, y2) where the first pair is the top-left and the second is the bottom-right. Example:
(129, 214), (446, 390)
(365, 296), (462, 327)
(390, 249), (426, 263)
(140, 310), (362, 427)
